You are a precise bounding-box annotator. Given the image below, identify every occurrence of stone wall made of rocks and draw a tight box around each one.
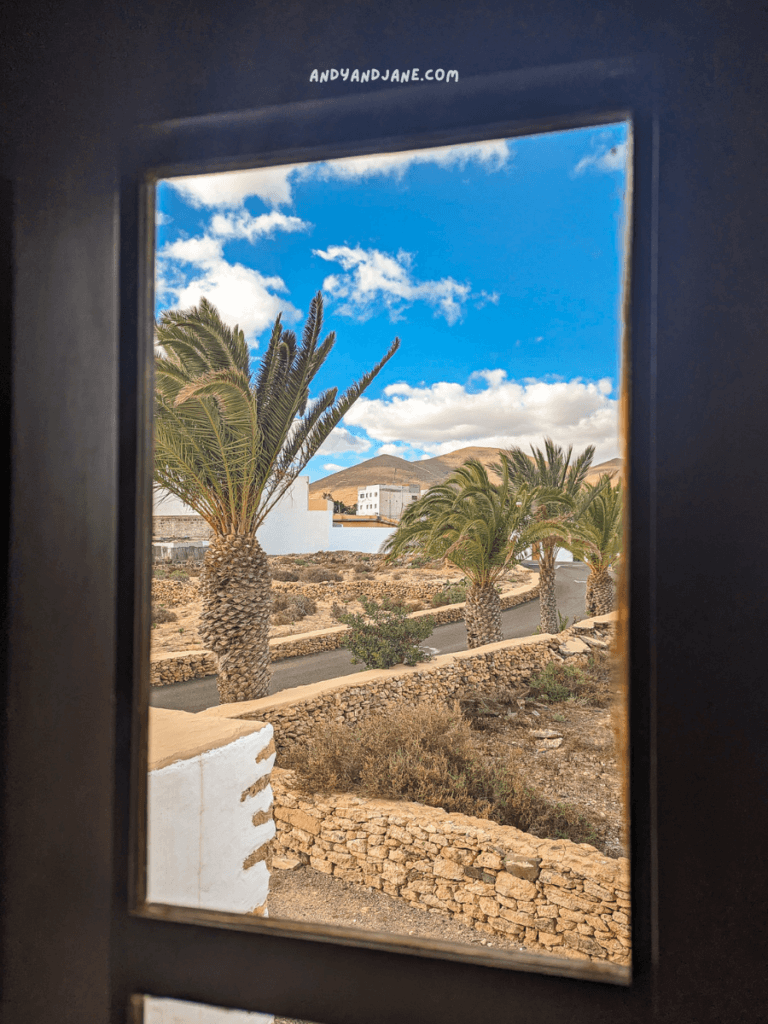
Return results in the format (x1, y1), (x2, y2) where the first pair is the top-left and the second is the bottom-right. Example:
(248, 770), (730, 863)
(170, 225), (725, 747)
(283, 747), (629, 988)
(274, 577), (466, 603)
(201, 615), (617, 758)
(153, 515), (213, 541)
(149, 578), (541, 684)
(152, 578), (201, 608)
(151, 649), (217, 687)
(270, 767), (630, 966)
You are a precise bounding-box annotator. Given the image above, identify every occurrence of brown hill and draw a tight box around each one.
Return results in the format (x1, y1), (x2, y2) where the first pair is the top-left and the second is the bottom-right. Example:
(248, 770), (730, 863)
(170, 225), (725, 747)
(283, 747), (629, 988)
(310, 448), (623, 508)
(308, 454), (444, 509)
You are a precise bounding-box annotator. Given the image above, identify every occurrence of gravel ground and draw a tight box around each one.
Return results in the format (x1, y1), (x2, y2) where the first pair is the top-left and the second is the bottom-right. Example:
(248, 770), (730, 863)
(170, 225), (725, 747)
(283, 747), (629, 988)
(268, 863), (528, 951)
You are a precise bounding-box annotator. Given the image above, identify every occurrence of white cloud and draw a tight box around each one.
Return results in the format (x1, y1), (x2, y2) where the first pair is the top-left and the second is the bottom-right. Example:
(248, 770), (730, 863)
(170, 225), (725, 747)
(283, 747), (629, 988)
(209, 209), (311, 241)
(376, 442), (415, 458)
(343, 372), (619, 463)
(166, 165), (303, 209)
(314, 426), (372, 456)
(474, 290), (500, 310)
(163, 140), (512, 212)
(155, 211), (172, 226)
(156, 234), (302, 342)
(299, 139), (512, 183)
(573, 142), (628, 177)
(313, 244), (472, 325)
(322, 463), (347, 473)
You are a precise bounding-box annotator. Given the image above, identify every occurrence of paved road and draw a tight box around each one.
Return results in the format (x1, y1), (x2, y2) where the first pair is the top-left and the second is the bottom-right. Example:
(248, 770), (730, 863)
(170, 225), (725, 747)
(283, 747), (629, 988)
(150, 563), (599, 714)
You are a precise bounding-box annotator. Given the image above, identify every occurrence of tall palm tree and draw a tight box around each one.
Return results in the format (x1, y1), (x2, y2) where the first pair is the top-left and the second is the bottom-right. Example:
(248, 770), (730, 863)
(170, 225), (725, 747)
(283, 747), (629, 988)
(382, 459), (554, 649)
(564, 476), (623, 616)
(154, 291), (400, 703)
(499, 438), (605, 635)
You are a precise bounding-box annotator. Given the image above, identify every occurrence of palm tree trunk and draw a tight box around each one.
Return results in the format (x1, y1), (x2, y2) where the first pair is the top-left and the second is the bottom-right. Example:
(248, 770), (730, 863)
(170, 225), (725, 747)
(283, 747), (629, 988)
(464, 583), (502, 648)
(588, 568), (614, 616)
(585, 573), (596, 616)
(198, 533), (272, 702)
(538, 542), (560, 634)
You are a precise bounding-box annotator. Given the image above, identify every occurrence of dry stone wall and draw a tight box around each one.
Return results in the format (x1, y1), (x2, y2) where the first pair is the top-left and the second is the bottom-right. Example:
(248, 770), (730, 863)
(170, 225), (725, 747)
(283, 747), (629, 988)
(153, 515), (213, 541)
(150, 578), (540, 684)
(274, 577), (466, 603)
(152, 578), (200, 608)
(201, 615), (617, 758)
(270, 767), (630, 965)
(151, 649), (217, 687)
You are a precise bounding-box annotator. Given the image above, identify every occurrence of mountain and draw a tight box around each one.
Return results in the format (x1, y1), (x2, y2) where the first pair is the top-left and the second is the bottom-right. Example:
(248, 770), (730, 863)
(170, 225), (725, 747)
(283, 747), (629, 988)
(309, 447), (623, 509)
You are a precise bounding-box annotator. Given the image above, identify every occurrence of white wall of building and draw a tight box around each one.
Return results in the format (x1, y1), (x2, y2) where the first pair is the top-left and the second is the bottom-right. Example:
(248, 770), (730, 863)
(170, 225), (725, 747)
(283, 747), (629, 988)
(154, 478), (334, 557)
(144, 996), (273, 1024)
(520, 546), (574, 563)
(145, 711), (277, 1023)
(146, 709), (275, 914)
(356, 483), (422, 519)
(328, 526), (397, 554)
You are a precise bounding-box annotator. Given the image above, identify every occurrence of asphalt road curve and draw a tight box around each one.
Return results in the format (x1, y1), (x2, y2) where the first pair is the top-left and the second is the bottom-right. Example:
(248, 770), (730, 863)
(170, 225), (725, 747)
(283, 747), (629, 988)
(150, 563), (599, 714)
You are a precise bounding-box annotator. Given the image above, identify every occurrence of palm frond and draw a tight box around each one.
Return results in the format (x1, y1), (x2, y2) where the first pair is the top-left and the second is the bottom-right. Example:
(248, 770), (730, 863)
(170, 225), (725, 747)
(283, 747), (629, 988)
(154, 290), (400, 535)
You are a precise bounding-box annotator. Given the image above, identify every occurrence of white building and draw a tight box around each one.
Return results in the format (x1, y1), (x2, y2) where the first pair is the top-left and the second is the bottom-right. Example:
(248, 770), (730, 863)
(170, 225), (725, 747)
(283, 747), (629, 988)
(152, 478), (396, 557)
(356, 483), (423, 519)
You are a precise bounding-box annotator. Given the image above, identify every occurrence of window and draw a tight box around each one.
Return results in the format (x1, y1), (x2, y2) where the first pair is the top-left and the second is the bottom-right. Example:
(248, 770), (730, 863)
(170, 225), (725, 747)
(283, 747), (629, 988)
(121, 59), (646, 1022)
(13, 19), (767, 1024)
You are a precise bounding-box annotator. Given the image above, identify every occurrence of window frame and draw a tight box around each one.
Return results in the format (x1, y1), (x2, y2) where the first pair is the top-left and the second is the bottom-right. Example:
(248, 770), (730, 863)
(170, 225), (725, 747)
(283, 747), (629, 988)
(115, 56), (656, 1024)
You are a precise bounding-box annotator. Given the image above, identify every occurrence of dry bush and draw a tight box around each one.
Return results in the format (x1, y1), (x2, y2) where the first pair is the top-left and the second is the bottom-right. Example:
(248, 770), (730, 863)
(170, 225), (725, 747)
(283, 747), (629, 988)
(353, 565), (372, 575)
(284, 704), (601, 846)
(270, 592), (318, 625)
(272, 569), (300, 582)
(151, 605), (177, 624)
(271, 612), (295, 625)
(300, 566), (343, 583)
(404, 600), (424, 612)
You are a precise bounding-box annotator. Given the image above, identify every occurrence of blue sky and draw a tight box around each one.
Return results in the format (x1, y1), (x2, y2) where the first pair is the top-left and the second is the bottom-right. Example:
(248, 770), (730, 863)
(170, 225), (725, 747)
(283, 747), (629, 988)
(155, 122), (629, 482)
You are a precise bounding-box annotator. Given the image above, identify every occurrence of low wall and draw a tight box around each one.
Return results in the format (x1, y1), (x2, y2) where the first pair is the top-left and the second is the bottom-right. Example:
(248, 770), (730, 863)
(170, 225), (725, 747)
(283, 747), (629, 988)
(151, 649), (217, 687)
(147, 707), (276, 915)
(153, 515), (213, 541)
(273, 575), (488, 603)
(150, 577), (540, 685)
(201, 614), (617, 758)
(152, 577), (201, 607)
(269, 767), (630, 966)
(153, 540), (209, 564)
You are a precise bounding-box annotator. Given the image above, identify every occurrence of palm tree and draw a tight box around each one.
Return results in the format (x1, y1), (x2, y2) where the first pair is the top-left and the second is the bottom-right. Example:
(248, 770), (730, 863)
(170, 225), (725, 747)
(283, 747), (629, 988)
(154, 291), (400, 703)
(382, 459), (552, 649)
(564, 476), (623, 616)
(499, 438), (605, 635)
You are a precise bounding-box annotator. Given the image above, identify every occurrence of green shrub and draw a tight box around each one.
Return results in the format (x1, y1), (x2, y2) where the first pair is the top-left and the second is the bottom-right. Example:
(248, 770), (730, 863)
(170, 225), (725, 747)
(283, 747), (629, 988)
(285, 705), (603, 848)
(430, 580), (468, 607)
(336, 596), (435, 669)
(527, 656), (611, 707)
